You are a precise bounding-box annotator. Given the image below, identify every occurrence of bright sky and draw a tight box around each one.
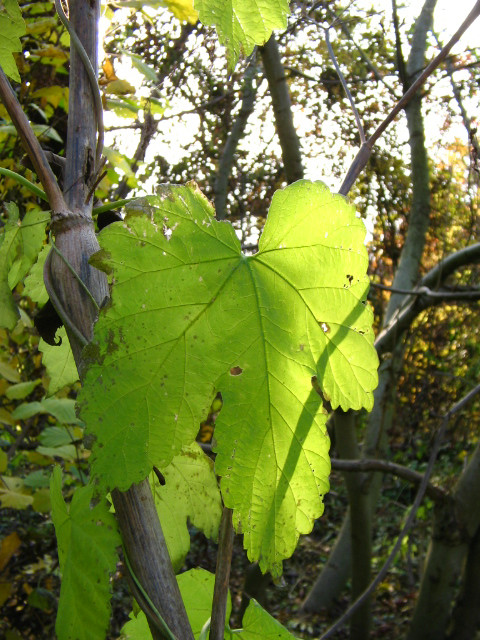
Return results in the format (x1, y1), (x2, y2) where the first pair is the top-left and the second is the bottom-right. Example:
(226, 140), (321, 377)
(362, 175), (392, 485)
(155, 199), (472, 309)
(103, 0), (479, 201)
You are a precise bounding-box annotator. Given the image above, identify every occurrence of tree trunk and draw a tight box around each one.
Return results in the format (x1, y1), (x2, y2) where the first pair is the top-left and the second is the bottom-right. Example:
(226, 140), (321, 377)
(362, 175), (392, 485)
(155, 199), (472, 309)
(335, 411), (371, 639)
(406, 444), (480, 640)
(259, 36), (303, 184)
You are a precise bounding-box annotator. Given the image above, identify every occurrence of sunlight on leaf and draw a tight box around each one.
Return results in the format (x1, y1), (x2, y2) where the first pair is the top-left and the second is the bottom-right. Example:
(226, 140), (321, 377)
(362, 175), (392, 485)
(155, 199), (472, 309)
(80, 180), (378, 573)
(195, 0), (289, 68)
(152, 443), (222, 570)
(0, 0), (26, 82)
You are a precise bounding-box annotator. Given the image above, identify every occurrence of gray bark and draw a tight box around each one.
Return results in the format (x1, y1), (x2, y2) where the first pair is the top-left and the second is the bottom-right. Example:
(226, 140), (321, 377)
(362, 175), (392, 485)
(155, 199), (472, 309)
(334, 411), (371, 639)
(406, 444), (480, 640)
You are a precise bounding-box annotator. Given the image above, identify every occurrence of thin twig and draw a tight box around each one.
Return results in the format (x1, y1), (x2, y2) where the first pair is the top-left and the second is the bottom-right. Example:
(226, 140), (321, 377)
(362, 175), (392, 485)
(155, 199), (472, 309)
(371, 281), (480, 299)
(332, 458), (447, 503)
(340, 0), (480, 194)
(325, 27), (366, 143)
(320, 382), (480, 639)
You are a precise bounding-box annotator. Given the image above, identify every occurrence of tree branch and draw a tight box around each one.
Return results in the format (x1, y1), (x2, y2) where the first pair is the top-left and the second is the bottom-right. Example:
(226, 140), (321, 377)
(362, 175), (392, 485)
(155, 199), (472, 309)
(332, 458), (448, 503)
(210, 507), (234, 640)
(214, 54), (258, 220)
(340, 0), (480, 194)
(376, 243), (480, 355)
(259, 35), (303, 183)
(0, 69), (66, 213)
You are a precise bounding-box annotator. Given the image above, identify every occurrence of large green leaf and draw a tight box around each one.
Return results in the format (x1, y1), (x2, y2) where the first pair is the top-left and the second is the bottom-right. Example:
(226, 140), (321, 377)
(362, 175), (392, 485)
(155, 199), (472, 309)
(0, 205), (49, 329)
(195, 0), (289, 69)
(152, 443), (222, 571)
(50, 467), (121, 640)
(80, 180), (378, 573)
(0, 0), (25, 82)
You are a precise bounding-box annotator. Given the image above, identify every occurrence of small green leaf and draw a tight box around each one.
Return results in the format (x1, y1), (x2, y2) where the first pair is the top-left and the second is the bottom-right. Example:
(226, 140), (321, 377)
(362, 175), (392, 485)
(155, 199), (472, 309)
(0, 123), (63, 142)
(23, 244), (50, 306)
(39, 327), (79, 395)
(39, 426), (77, 448)
(152, 443), (222, 570)
(237, 599), (299, 638)
(195, 0), (289, 68)
(0, 206), (49, 330)
(123, 51), (158, 82)
(12, 397), (80, 424)
(0, 360), (20, 382)
(0, 450), (7, 473)
(5, 379), (41, 400)
(31, 488), (51, 513)
(37, 445), (77, 461)
(50, 467), (121, 640)
(0, 0), (26, 82)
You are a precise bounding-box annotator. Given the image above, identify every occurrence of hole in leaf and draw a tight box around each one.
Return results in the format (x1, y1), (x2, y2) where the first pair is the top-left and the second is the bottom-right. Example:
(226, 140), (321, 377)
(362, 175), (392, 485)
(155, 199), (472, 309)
(346, 274), (354, 284)
(230, 366), (243, 376)
(320, 322), (330, 333)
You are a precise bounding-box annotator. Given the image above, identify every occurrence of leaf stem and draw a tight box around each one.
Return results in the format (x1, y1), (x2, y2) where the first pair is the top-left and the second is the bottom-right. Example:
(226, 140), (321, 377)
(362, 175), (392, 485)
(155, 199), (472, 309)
(0, 167), (49, 201)
(210, 507), (234, 640)
(123, 548), (178, 640)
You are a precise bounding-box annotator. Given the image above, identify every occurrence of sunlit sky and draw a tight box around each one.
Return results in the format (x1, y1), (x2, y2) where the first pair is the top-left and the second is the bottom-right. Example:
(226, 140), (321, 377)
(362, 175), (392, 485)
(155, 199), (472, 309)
(102, 0), (479, 205)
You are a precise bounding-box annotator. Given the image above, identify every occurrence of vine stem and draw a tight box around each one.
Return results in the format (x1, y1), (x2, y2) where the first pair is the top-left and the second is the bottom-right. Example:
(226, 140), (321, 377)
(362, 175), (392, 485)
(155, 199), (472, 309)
(320, 382), (480, 639)
(0, 68), (67, 213)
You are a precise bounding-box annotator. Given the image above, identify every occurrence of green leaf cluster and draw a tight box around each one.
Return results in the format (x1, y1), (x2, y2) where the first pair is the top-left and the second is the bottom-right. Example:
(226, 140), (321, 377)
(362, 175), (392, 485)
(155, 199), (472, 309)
(0, 204), (49, 330)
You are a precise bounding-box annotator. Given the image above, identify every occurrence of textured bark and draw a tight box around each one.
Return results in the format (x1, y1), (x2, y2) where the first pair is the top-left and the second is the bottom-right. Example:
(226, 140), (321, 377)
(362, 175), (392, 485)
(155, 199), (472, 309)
(447, 525), (480, 640)
(385, 0), (436, 320)
(259, 36), (303, 184)
(407, 445), (480, 640)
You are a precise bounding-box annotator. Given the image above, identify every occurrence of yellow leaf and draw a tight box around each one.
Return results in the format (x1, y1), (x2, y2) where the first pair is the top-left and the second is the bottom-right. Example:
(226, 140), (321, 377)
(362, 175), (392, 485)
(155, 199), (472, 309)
(163, 0), (198, 24)
(100, 58), (118, 85)
(29, 46), (68, 60)
(0, 477), (33, 509)
(0, 450), (7, 473)
(0, 532), (21, 572)
(105, 78), (136, 96)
